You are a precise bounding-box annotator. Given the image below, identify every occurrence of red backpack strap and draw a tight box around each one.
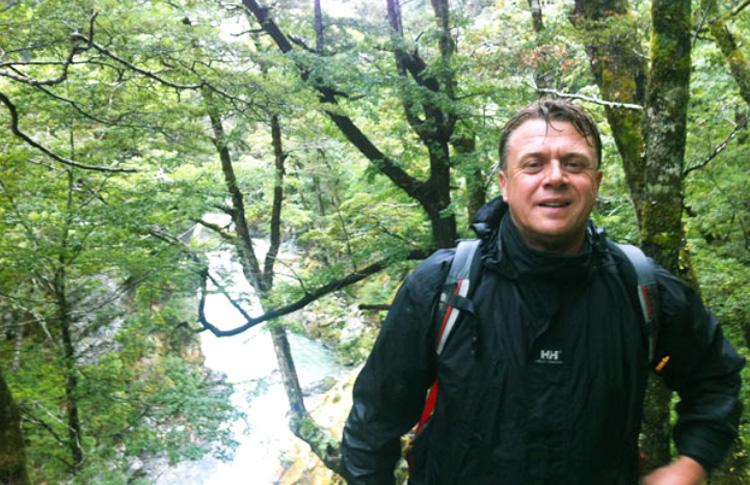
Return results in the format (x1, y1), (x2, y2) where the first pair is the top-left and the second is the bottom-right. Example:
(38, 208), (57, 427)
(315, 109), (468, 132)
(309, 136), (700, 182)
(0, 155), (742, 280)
(415, 239), (481, 433)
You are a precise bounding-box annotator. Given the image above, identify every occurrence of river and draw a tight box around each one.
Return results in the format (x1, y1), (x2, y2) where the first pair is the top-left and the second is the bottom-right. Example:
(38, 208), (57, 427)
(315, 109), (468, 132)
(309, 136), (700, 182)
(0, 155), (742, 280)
(154, 247), (347, 484)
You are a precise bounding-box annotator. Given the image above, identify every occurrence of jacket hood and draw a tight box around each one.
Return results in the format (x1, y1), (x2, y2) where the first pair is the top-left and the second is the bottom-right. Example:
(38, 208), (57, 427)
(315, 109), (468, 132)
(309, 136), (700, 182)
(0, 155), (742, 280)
(470, 195), (610, 252)
(469, 196), (611, 279)
(470, 196), (508, 240)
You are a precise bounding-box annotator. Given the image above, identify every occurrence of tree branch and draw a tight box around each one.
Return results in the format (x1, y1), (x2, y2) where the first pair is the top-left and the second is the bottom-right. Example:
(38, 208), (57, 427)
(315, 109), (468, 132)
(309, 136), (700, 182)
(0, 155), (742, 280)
(262, 114), (285, 290)
(69, 33), (203, 91)
(202, 90), (265, 292)
(194, 218), (236, 243)
(32, 84), (134, 126)
(536, 87), (644, 111)
(196, 249), (428, 337)
(710, 0), (750, 24)
(240, 0), (432, 209)
(684, 116), (748, 176)
(21, 412), (68, 448)
(0, 90), (136, 173)
(702, 0), (750, 107)
(358, 303), (391, 311)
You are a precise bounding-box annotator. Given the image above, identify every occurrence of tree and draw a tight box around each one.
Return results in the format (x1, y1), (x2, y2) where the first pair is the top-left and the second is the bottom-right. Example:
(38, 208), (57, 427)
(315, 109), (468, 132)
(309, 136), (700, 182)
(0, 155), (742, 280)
(241, 0), (465, 248)
(1, 0), (746, 481)
(564, 0), (750, 475)
(0, 369), (29, 484)
(0, 2), (241, 479)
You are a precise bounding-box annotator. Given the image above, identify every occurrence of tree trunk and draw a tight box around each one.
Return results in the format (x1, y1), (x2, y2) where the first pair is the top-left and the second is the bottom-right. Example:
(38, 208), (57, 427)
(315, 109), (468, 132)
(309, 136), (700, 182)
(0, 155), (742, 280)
(640, 0), (691, 274)
(573, 0), (693, 471)
(203, 97), (342, 472)
(262, 114), (284, 291)
(426, 148), (457, 248)
(640, 0), (692, 470)
(269, 324), (341, 471)
(571, 0), (648, 222)
(57, 172), (84, 472)
(270, 325), (306, 416)
(0, 370), (29, 485)
(452, 135), (486, 222)
(526, 0), (554, 89)
(203, 91), (265, 293)
(56, 267), (84, 471)
(702, 0), (750, 107)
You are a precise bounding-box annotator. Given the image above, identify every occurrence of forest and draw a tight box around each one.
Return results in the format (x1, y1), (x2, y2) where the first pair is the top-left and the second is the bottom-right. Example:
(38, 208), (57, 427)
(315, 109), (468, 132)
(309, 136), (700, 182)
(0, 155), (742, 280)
(0, 0), (748, 483)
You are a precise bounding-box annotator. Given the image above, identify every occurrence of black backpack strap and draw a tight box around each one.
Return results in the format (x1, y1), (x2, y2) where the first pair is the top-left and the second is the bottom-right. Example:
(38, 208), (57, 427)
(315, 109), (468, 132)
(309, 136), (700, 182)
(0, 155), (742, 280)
(614, 243), (661, 364)
(435, 239), (482, 354)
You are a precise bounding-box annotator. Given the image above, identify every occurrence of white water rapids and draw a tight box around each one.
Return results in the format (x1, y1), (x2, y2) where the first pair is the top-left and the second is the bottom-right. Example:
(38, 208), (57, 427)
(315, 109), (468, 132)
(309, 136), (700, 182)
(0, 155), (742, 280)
(154, 247), (347, 484)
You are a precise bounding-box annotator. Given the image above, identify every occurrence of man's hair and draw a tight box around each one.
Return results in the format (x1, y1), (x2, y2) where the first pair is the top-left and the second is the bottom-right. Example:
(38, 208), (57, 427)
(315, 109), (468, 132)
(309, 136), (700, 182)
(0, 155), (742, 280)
(498, 98), (602, 170)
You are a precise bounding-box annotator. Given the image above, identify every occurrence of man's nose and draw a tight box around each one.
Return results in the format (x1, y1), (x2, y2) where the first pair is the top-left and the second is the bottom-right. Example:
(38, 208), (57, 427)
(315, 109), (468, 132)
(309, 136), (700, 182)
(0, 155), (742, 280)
(543, 160), (566, 185)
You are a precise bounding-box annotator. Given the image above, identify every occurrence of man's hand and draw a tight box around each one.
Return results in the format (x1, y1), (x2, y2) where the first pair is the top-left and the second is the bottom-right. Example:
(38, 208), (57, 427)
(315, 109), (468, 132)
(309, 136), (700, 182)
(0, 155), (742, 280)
(641, 456), (706, 485)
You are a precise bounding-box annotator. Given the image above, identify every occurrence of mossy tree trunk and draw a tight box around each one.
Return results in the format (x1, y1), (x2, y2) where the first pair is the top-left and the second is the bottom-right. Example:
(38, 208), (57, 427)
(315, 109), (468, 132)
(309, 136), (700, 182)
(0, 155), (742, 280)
(526, 0), (555, 90)
(640, 0), (691, 274)
(701, 0), (750, 107)
(571, 0), (648, 222)
(451, 134), (486, 223)
(573, 0), (692, 472)
(0, 370), (29, 485)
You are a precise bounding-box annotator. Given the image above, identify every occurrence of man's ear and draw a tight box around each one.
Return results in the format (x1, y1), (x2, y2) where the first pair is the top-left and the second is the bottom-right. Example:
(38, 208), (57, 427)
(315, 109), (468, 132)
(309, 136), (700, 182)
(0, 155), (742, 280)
(594, 169), (603, 194)
(499, 169), (509, 202)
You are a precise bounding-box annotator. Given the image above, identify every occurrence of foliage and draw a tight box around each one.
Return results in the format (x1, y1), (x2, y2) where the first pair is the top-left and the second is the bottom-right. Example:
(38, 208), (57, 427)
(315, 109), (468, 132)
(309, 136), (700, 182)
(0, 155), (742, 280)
(0, 0), (748, 481)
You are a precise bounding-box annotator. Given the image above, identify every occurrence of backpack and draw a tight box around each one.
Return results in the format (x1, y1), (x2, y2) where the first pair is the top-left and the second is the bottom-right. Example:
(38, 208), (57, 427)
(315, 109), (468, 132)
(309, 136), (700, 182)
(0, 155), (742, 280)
(414, 238), (662, 434)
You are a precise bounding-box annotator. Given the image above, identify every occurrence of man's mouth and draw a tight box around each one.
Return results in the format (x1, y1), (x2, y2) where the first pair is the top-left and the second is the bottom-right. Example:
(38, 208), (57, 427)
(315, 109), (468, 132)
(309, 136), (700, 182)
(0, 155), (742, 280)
(539, 201), (570, 208)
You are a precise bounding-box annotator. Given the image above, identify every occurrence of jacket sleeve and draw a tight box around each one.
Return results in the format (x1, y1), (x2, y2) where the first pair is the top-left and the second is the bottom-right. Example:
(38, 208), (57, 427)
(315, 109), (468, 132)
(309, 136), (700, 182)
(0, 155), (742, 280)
(340, 250), (452, 484)
(654, 267), (746, 472)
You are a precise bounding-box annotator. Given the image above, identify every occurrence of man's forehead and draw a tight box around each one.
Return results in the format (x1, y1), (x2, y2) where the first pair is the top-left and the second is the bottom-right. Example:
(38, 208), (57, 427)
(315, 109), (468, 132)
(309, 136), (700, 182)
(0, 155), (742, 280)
(508, 119), (596, 154)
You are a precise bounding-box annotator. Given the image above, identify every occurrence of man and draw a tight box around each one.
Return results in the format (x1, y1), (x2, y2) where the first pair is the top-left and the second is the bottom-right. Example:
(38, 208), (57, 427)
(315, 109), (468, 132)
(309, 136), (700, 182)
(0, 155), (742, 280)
(340, 99), (744, 484)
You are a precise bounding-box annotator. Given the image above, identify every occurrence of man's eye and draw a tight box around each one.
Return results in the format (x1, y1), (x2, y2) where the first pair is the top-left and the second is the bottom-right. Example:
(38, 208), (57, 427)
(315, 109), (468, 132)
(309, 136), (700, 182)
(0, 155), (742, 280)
(523, 160), (543, 170)
(565, 160), (586, 172)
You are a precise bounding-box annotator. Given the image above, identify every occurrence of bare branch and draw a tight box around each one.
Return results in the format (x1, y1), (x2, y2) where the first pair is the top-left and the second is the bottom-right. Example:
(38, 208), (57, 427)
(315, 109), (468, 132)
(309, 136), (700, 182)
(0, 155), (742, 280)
(194, 218), (236, 243)
(684, 116), (748, 176)
(196, 249), (428, 337)
(710, 0), (750, 24)
(289, 35), (317, 53)
(536, 87), (644, 111)
(0, 43), (80, 87)
(0, 12), (97, 87)
(21, 411), (68, 448)
(0, 90), (137, 173)
(150, 222), (428, 337)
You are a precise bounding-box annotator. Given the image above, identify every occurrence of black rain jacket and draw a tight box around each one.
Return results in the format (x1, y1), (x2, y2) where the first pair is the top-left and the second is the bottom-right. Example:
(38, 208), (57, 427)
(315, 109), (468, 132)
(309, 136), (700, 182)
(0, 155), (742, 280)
(340, 198), (744, 485)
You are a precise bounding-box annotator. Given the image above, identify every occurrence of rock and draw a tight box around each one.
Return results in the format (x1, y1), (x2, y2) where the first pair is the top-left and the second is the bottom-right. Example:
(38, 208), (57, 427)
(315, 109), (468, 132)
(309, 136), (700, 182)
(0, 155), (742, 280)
(302, 376), (337, 397)
(277, 366), (361, 485)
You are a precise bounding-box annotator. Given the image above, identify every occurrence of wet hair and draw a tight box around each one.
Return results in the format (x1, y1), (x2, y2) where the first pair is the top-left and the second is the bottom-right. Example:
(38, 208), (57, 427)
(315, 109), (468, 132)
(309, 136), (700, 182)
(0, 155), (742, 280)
(498, 98), (602, 170)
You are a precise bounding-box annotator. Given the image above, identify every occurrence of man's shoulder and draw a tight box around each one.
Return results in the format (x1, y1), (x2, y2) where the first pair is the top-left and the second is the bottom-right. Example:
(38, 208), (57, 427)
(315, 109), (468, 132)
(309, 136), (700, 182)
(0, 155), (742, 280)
(603, 239), (676, 282)
(402, 248), (456, 299)
(408, 247), (455, 279)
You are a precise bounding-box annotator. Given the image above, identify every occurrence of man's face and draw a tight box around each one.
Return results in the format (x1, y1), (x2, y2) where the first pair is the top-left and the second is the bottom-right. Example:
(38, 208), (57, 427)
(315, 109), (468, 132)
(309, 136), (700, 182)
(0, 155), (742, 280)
(499, 119), (602, 255)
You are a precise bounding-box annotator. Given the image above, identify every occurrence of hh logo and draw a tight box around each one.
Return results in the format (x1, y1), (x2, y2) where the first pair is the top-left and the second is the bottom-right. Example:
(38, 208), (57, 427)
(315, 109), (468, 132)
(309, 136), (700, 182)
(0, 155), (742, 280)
(536, 349), (563, 364)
